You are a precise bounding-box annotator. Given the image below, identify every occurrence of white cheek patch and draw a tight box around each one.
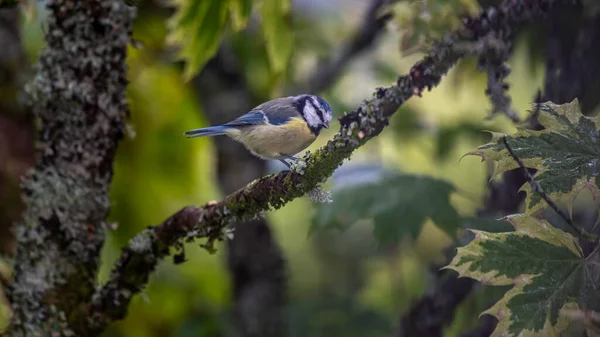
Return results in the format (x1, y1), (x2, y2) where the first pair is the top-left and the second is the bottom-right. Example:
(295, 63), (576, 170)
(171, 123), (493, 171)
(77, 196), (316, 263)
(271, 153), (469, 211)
(309, 95), (333, 126)
(309, 96), (325, 121)
(303, 101), (322, 129)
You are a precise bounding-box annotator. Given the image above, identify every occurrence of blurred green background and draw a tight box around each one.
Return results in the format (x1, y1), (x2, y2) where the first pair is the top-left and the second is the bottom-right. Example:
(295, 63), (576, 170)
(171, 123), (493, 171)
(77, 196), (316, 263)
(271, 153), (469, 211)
(10, 0), (549, 336)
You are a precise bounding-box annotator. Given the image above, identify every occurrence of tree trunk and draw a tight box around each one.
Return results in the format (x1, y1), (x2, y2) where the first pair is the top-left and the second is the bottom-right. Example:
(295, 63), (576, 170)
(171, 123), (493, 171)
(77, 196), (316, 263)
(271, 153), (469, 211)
(4, 1), (133, 336)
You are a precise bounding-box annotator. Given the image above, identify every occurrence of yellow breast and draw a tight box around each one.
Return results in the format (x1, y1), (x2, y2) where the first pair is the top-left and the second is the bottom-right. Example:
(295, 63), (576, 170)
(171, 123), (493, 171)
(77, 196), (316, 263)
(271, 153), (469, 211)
(226, 118), (317, 160)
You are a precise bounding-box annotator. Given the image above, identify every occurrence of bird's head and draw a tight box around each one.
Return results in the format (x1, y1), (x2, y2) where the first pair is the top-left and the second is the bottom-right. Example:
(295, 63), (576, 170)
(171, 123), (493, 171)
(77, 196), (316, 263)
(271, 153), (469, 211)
(296, 94), (333, 134)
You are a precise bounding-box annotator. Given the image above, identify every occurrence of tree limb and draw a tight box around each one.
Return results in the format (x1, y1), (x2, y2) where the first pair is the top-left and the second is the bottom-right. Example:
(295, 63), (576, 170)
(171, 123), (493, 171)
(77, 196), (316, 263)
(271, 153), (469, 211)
(89, 0), (578, 332)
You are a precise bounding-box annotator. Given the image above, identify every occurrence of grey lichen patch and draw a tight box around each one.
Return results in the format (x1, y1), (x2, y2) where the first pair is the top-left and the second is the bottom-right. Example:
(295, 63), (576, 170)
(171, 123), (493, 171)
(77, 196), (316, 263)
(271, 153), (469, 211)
(224, 227), (235, 240)
(6, 244), (73, 336)
(20, 167), (109, 249)
(307, 186), (333, 204)
(290, 157), (307, 175)
(7, 0), (135, 336)
(128, 231), (154, 254)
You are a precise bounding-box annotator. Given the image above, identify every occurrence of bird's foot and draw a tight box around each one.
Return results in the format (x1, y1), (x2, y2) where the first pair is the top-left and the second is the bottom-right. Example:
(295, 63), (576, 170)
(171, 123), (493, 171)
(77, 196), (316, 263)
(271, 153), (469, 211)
(278, 154), (306, 174)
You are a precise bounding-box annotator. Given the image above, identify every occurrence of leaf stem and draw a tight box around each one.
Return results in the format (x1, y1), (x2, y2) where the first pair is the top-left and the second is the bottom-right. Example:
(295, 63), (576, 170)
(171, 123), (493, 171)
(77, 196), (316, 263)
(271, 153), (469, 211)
(501, 136), (600, 242)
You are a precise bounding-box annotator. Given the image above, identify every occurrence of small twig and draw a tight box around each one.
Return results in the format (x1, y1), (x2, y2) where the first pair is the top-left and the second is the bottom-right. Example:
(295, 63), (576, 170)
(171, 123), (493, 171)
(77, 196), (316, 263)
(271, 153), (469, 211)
(502, 136), (600, 241)
(462, 9), (519, 122)
(481, 35), (518, 122)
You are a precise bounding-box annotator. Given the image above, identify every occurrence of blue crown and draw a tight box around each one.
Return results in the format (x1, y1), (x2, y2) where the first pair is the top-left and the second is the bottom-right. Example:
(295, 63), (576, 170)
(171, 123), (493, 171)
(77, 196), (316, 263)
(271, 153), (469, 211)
(316, 97), (331, 113)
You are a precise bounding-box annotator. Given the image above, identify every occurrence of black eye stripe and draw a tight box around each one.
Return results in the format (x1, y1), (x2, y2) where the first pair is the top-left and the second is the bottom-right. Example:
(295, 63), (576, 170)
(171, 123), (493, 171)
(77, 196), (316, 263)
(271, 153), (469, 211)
(295, 96), (309, 119)
(308, 96), (324, 122)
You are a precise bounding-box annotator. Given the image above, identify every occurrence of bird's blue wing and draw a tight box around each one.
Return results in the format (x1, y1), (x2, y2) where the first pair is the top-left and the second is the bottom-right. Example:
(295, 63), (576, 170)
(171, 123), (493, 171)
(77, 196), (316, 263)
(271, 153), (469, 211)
(264, 111), (293, 125)
(224, 110), (293, 127)
(251, 97), (301, 125)
(223, 111), (268, 127)
(263, 106), (298, 125)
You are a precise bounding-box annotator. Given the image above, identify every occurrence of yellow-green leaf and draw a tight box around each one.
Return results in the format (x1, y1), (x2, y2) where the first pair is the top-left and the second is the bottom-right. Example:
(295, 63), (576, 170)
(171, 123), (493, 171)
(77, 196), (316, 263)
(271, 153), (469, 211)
(229, 0), (253, 31)
(445, 214), (600, 337)
(167, 0), (229, 80)
(466, 99), (600, 214)
(259, 0), (293, 75)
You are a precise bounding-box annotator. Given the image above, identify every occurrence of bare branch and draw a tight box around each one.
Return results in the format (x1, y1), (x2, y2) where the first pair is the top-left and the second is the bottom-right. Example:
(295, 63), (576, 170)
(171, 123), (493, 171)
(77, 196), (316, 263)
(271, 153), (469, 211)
(501, 136), (599, 241)
(89, 0), (580, 331)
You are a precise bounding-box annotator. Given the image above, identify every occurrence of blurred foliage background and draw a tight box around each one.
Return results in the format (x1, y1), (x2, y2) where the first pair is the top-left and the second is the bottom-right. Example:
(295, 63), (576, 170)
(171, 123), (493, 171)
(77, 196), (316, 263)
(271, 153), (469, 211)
(1, 0), (561, 335)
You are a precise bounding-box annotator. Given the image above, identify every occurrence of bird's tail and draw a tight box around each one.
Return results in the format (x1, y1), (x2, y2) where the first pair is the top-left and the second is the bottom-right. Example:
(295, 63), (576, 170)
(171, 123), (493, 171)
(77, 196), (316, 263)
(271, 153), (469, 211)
(184, 125), (230, 138)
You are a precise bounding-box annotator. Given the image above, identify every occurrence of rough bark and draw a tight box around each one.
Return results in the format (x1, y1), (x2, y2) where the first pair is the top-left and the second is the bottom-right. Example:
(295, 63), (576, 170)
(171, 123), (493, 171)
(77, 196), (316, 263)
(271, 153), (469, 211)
(4, 1), (133, 336)
(0, 8), (33, 256)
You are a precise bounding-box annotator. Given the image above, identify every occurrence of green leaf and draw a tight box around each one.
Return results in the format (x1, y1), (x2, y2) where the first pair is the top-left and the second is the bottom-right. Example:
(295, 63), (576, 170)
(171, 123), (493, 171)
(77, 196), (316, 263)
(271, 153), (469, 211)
(312, 174), (461, 246)
(467, 99), (600, 214)
(167, 0), (229, 80)
(446, 214), (600, 337)
(228, 0), (253, 31)
(260, 0), (293, 75)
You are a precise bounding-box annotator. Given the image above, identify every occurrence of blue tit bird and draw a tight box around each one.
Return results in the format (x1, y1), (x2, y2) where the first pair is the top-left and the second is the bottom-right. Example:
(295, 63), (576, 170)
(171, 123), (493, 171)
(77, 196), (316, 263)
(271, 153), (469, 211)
(184, 94), (333, 168)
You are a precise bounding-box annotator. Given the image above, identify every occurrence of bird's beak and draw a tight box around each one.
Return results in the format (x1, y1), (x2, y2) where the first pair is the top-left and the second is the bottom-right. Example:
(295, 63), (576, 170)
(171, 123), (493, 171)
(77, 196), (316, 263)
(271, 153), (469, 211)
(324, 121), (329, 128)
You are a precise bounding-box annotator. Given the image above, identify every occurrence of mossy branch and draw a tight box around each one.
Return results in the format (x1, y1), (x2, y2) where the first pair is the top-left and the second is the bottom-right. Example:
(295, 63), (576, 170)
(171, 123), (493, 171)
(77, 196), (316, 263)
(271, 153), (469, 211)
(88, 0), (578, 332)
